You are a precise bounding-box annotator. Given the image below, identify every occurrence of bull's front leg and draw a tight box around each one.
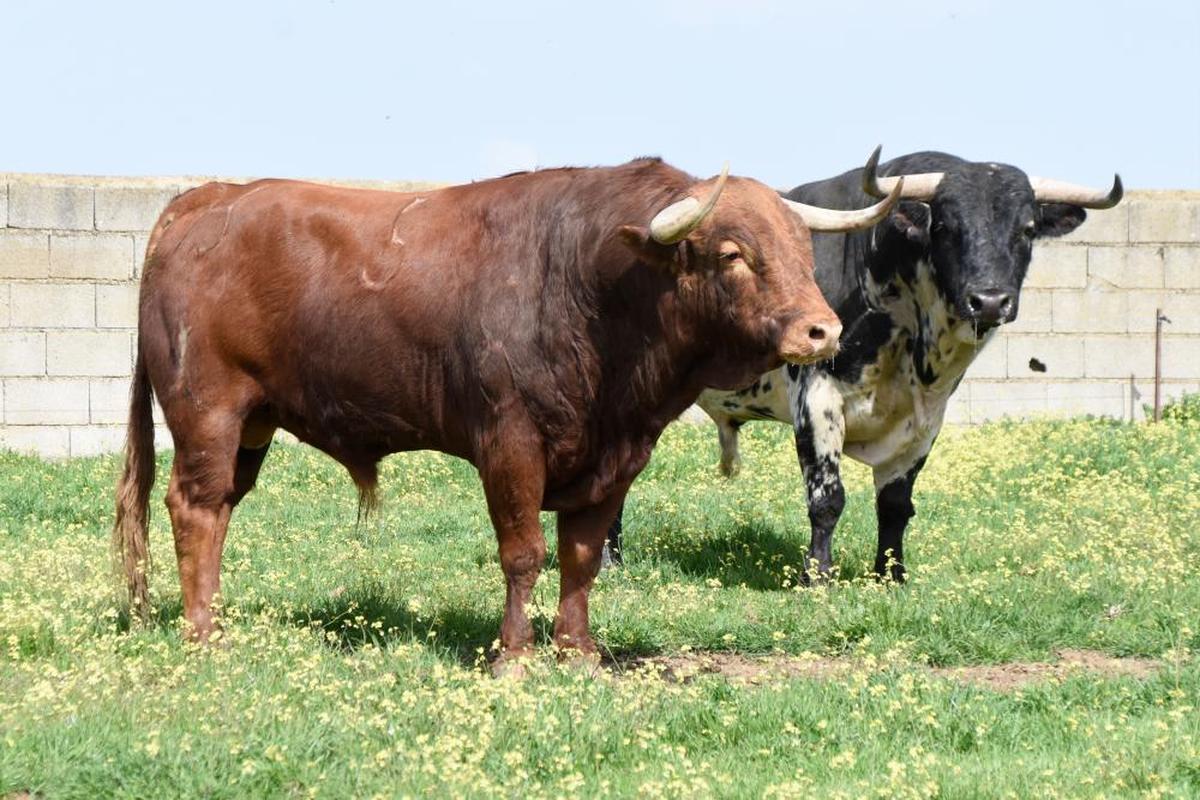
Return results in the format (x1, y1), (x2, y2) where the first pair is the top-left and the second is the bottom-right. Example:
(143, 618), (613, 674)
(555, 487), (630, 667)
(791, 368), (846, 583)
(872, 453), (929, 583)
(479, 429), (548, 676)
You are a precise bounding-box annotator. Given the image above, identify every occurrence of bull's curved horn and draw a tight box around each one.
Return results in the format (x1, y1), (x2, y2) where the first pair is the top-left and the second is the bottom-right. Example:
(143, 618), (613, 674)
(649, 164), (730, 244)
(862, 145), (944, 202)
(1029, 174), (1123, 209)
(783, 175), (906, 232)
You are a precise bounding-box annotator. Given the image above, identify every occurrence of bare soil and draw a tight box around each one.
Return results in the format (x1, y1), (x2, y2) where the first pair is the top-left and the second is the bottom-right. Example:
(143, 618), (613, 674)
(610, 648), (1164, 692)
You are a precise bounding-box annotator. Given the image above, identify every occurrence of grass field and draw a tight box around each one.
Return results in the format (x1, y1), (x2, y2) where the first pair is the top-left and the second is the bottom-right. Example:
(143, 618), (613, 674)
(2, 418), (1198, 798)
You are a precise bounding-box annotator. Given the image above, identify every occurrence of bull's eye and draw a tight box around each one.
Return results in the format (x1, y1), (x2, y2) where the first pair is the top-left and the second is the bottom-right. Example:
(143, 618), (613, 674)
(718, 242), (744, 265)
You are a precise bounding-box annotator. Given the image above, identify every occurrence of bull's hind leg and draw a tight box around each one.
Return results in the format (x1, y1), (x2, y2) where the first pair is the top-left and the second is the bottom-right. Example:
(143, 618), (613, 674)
(716, 416), (744, 477)
(791, 368), (847, 582)
(554, 488), (629, 664)
(872, 452), (930, 583)
(164, 411), (243, 641)
(164, 408), (274, 642)
(479, 429), (547, 675)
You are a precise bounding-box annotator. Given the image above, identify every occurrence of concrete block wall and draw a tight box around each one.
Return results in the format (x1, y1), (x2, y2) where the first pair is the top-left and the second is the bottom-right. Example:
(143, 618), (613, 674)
(946, 191), (1200, 424)
(1, 176), (1197, 457)
(0, 173), (439, 457)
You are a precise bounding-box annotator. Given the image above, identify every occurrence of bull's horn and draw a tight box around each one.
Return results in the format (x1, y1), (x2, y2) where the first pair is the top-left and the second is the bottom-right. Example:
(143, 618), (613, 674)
(783, 174), (906, 232)
(1029, 174), (1123, 209)
(649, 164), (730, 244)
(862, 145), (944, 201)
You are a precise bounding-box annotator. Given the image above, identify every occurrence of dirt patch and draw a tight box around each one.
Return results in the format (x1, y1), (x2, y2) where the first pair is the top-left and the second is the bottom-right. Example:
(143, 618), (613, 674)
(936, 648), (1161, 691)
(611, 648), (1164, 692)
(617, 652), (851, 684)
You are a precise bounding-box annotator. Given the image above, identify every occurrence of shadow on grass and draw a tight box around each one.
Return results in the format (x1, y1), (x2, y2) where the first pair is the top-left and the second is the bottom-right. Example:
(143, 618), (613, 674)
(289, 586), (502, 663)
(636, 521), (806, 591)
(116, 589), (504, 666)
(115, 596), (184, 635)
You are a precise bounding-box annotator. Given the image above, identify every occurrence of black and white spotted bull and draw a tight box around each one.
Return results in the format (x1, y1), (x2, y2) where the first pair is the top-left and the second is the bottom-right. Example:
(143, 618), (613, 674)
(605, 148), (1122, 581)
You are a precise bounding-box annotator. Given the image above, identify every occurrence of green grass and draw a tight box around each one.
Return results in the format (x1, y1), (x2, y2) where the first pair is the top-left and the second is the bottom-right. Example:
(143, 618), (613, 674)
(1, 418), (1198, 797)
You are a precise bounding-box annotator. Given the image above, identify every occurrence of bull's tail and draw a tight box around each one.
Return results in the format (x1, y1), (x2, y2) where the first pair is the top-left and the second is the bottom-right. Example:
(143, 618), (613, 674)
(113, 347), (156, 622)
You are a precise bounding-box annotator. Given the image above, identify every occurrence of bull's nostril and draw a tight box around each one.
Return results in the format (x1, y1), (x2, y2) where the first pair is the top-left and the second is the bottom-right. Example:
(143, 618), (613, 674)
(809, 326), (826, 341)
(967, 291), (1012, 320)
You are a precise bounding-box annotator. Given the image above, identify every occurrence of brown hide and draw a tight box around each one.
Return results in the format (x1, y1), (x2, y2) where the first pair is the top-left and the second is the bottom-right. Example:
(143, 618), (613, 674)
(115, 158), (839, 664)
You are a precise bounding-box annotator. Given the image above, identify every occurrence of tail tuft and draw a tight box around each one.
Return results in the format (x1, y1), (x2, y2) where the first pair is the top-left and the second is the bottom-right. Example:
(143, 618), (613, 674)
(113, 351), (156, 622)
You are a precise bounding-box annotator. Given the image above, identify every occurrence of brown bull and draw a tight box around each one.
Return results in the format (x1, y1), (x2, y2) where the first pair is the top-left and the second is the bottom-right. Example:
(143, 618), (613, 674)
(114, 157), (900, 670)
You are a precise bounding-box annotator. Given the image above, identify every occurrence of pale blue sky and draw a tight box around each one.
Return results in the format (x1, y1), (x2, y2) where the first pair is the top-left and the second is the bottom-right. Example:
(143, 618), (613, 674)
(4, 1), (1197, 188)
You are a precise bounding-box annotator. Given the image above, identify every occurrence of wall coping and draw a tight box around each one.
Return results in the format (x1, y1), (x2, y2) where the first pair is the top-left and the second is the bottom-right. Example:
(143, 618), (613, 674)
(0, 172), (445, 192)
(3, 173), (1195, 201)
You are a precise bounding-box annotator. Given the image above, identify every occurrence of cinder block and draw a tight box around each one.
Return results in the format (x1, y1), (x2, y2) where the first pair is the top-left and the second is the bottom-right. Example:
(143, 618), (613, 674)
(50, 233), (135, 280)
(0, 426), (71, 458)
(943, 387), (970, 424)
(97, 284), (140, 328)
(0, 231), (50, 278)
(968, 380), (1047, 423)
(90, 377), (133, 424)
(133, 233), (151, 277)
(962, 336), (1006, 379)
(0, 284), (9, 327)
(95, 186), (177, 232)
(1082, 335), (1155, 379)
(1128, 293), (1200, 335)
(1164, 246), (1200, 289)
(10, 284), (95, 328)
(1059, 202), (1128, 244)
(1007, 289), (1051, 333)
(46, 331), (132, 377)
(4, 378), (89, 424)
(1025, 244), (1087, 288)
(1164, 337), (1200, 380)
(1087, 245), (1164, 289)
(0, 332), (46, 376)
(69, 425), (127, 457)
(1129, 198), (1200, 243)
(0, 183), (7, 227)
(1045, 381), (1127, 420)
(1051, 287), (1127, 333)
(8, 182), (94, 230)
(1005, 334), (1084, 378)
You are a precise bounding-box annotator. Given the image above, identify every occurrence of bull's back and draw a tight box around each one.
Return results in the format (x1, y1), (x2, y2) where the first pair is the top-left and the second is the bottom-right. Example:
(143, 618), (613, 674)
(137, 180), (485, 457)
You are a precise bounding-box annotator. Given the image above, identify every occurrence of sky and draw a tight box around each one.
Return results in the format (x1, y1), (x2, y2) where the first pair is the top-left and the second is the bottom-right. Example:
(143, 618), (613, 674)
(3, 0), (1197, 189)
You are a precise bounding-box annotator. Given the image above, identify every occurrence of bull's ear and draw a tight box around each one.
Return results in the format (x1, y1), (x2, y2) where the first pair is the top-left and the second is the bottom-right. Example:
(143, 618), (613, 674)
(618, 225), (681, 271)
(1036, 203), (1087, 238)
(882, 201), (931, 248)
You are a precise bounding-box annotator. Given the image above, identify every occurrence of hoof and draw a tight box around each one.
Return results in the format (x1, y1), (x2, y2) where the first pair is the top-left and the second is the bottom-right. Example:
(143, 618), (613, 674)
(182, 618), (225, 646)
(873, 567), (907, 585)
(491, 651), (535, 680)
(798, 568), (831, 588)
(557, 647), (602, 677)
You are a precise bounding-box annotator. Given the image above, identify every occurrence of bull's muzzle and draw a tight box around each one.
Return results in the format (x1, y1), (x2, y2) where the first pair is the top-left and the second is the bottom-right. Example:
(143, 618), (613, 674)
(780, 317), (842, 365)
